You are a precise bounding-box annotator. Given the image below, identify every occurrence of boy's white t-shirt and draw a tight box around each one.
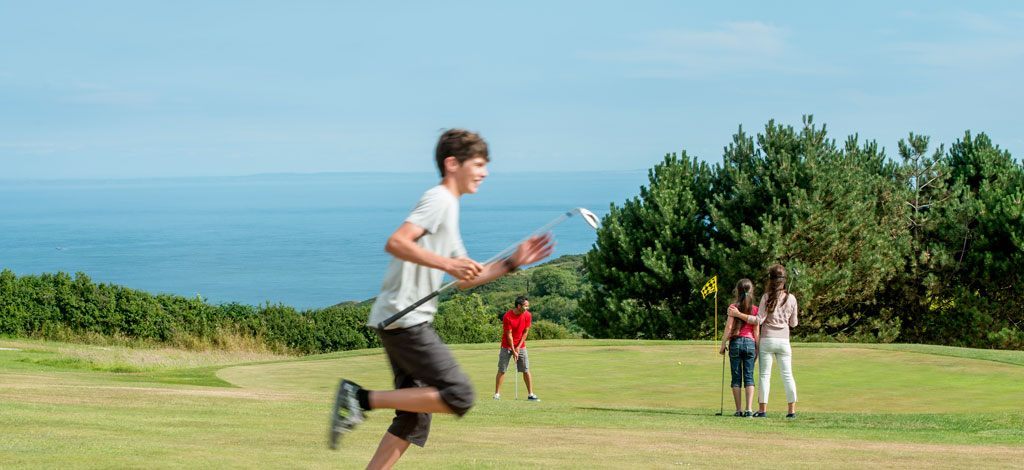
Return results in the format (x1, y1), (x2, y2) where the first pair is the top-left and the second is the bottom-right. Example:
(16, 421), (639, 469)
(368, 185), (468, 330)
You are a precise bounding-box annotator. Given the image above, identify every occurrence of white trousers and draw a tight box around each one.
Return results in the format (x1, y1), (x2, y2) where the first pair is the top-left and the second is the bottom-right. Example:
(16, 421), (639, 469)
(758, 337), (797, 404)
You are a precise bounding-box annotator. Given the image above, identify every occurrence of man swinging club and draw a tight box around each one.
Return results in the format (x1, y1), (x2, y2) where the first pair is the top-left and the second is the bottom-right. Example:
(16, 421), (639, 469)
(494, 296), (539, 401)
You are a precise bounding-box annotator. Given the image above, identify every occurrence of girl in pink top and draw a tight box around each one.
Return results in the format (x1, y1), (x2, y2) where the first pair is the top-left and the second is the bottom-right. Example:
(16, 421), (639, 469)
(719, 279), (759, 416)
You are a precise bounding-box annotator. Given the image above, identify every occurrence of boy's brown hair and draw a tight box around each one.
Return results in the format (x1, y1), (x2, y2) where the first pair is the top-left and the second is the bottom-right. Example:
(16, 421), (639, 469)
(435, 129), (489, 176)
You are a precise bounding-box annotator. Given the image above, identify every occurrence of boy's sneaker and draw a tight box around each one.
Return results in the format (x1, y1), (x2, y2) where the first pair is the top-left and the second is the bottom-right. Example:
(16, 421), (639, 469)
(733, 411), (744, 417)
(743, 411), (753, 417)
(752, 411), (767, 418)
(493, 393), (501, 400)
(786, 413), (797, 419)
(527, 394), (540, 402)
(328, 379), (365, 450)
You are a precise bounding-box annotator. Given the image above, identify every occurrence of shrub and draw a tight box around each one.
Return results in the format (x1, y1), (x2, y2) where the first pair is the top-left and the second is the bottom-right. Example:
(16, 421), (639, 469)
(529, 319), (575, 340)
(433, 294), (502, 344)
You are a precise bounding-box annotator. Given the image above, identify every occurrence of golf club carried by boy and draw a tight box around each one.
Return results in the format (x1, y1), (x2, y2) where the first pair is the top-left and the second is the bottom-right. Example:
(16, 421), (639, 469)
(329, 129), (554, 469)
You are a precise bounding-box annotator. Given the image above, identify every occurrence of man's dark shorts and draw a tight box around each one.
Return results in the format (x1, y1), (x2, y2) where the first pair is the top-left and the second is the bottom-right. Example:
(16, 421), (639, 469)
(378, 321), (475, 447)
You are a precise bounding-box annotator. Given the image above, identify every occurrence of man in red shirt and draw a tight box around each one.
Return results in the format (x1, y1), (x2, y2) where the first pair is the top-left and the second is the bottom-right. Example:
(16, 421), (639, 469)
(493, 296), (539, 401)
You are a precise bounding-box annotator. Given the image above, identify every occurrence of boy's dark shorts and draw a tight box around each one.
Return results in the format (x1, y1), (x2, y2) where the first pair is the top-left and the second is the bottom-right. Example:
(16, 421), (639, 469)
(378, 321), (475, 447)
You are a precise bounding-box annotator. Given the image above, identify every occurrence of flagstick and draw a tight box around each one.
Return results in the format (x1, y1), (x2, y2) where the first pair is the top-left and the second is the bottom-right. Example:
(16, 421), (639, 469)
(714, 289), (718, 344)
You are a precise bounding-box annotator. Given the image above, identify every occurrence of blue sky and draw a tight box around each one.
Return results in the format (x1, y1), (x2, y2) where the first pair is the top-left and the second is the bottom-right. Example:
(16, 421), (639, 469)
(2, 1), (1022, 179)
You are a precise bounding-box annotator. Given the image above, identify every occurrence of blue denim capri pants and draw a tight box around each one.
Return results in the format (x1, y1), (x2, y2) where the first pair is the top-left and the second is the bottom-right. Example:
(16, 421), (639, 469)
(729, 337), (756, 388)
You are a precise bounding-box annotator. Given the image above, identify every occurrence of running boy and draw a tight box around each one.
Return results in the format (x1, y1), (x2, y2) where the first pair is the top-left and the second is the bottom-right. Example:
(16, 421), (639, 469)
(329, 129), (554, 469)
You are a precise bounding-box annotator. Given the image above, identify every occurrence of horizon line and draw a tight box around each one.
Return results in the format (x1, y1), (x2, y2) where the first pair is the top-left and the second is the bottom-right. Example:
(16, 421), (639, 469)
(0, 169), (651, 184)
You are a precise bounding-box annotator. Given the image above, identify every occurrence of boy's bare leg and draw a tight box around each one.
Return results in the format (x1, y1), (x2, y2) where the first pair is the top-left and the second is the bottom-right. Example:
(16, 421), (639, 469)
(370, 387), (454, 414)
(367, 432), (411, 470)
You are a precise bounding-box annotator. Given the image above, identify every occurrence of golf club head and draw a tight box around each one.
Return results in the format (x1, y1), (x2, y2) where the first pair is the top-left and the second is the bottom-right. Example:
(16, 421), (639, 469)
(573, 207), (600, 229)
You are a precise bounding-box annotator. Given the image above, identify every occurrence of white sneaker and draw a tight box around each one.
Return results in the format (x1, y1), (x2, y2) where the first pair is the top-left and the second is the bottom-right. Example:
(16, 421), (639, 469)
(493, 393), (501, 400)
(527, 394), (540, 402)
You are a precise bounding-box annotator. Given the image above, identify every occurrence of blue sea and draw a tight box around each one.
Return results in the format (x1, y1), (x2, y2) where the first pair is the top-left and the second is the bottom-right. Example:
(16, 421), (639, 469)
(0, 171), (647, 309)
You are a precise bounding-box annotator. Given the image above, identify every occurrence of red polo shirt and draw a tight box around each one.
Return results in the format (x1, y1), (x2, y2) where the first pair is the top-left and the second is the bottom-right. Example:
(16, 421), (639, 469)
(501, 310), (532, 349)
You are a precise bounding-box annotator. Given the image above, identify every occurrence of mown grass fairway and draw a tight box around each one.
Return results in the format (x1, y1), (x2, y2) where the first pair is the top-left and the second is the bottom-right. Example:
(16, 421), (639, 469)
(1, 338), (1022, 468)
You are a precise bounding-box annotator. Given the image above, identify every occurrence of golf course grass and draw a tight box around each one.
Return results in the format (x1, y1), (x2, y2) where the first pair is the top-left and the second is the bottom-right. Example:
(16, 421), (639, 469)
(1, 338), (1022, 468)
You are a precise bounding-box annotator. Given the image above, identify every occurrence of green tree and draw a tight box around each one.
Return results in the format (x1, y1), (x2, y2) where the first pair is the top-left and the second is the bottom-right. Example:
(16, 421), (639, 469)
(583, 117), (908, 341)
(528, 294), (578, 327)
(433, 294), (502, 344)
(705, 117), (907, 340)
(927, 132), (1024, 347)
(890, 133), (955, 342)
(580, 151), (714, 339)
(530, 265), (580, 298)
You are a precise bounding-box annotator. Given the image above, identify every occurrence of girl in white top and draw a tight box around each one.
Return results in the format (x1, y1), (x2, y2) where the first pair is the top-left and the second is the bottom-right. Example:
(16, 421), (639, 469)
(728, 264), (799, 418)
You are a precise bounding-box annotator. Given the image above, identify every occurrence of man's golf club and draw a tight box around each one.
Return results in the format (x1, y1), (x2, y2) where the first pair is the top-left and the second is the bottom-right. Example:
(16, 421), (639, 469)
(377, 207), (600, 330)
(514, 359), (519, 400)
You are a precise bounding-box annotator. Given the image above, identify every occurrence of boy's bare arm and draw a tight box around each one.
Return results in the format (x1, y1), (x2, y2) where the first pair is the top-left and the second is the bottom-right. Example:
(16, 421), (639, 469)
(385, 222), (483, 280)
(456, 261), (512, 290)
(456, 234), (554, 289)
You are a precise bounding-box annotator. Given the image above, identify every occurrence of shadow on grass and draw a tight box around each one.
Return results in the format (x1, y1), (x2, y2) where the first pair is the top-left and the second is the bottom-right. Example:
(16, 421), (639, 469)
(12, 355), (233, 387)
(112, 366), (234, 388)
(576, 405), (1024, 444)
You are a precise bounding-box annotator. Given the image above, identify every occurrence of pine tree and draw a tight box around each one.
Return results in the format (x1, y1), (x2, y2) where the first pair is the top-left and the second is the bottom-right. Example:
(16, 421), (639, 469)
(940, 132), (1024, 347)
(579, 152), (714, 339)
(707, 117), (907, 340)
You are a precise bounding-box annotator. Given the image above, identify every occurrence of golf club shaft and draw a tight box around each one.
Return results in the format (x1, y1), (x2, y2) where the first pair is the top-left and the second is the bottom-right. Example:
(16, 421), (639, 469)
(376, 210), (577, 330)
(514, 361), (519, 399)
(719, 346), (726, 415)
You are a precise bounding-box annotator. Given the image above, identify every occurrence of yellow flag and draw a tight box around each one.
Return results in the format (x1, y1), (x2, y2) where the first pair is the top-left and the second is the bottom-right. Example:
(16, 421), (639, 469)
(700, 275), (718, 299)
